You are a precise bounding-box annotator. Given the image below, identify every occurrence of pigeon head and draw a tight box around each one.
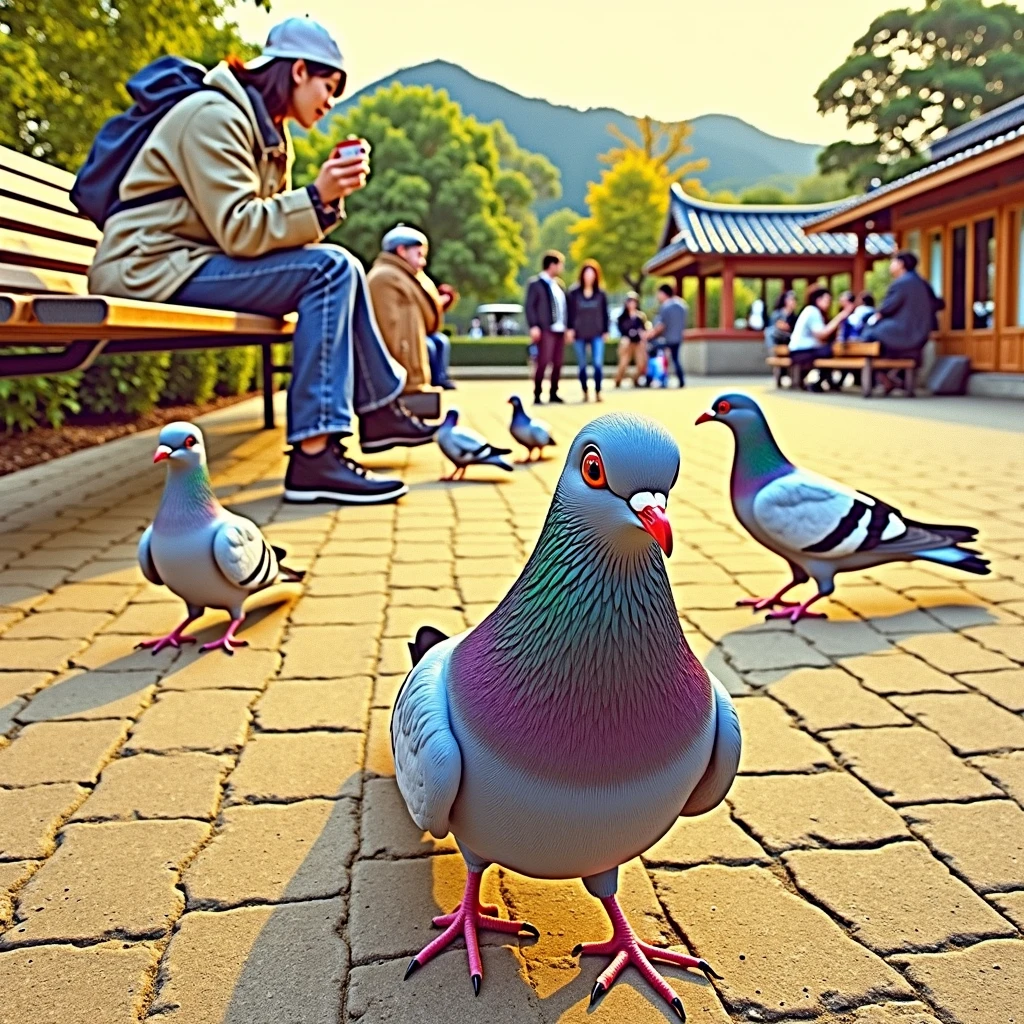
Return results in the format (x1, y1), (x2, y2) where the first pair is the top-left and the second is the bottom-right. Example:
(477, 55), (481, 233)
(153, 422), (206, 471)
(508, 395), (524, 412)
(694, 393), (765, 430)
(556, 413), (678, 557)
(442, 409), (459, 427)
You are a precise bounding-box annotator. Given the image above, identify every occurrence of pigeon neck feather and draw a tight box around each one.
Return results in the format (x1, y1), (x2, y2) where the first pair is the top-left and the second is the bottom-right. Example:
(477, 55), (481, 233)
(155, 465), (220, 532)
(730, 415), (793, 498)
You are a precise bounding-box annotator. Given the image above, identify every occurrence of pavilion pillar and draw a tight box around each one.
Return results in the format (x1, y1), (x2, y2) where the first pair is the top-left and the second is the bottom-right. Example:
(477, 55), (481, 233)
(720, 266), (735, 331)
(852, 224), (867, 293)
(674, 271), (684, 298)
(696, 276), (707, 328)
(782, 276), (793, 294)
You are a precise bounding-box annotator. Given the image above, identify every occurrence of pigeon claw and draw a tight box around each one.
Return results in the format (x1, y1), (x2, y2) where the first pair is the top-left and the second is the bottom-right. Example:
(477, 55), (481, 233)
(136, 633), (196, 654)
(672, 996), (687, 1021)
(698, 959), (723, 980)
(403, 958), (420, 981)
(472, 973), (481, 997)
(590, 982), (605, 1007)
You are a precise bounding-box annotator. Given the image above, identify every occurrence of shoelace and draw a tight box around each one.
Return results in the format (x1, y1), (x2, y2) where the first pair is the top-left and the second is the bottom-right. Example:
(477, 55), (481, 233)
(331, 440), (370, 477)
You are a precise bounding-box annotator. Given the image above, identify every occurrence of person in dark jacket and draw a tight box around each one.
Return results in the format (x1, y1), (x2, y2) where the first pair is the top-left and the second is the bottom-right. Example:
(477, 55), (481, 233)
(863, 251), (942, 361)
(764, 289), (797, 351)
(524, 250), (567, 404)
(614, 291), (649, 387)
(566, 259), (610, 402)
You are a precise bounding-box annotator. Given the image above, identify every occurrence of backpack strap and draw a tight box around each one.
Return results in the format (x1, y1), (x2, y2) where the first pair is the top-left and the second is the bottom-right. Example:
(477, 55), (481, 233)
(106, 184), (187, 220)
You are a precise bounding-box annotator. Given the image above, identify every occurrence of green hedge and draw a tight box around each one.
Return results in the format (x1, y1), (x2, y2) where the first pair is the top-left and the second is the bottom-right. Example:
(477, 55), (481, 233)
(78, 353), (171, 417)
(449, 336), (618, 367)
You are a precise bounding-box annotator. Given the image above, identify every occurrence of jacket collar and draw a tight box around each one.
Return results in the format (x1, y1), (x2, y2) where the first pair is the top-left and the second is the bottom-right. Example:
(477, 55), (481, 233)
(204, 62), (287, 158)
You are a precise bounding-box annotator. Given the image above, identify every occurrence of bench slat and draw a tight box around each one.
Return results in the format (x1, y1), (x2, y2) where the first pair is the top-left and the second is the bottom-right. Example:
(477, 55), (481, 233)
(832, 341), (882, 357)
(814, 357), (915, 369)
(0, 196), (102, 245)
(0, 261), (88, 295)
(0, 145), (77, 192)
(0, 228), (95, 275)
(0, 169), (81, 216)
(32, 294), (295, 336)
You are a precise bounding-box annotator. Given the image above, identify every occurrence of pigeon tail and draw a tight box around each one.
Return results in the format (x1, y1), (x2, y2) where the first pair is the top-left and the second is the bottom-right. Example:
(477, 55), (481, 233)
(914, 546), (990, 576)
(271, 545), (306, 582)
(903, 519), (978, 545)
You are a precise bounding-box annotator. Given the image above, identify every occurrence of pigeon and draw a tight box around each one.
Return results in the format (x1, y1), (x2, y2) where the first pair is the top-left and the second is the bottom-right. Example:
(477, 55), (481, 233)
(508, 395), (555, 461)
(392, 413), (741, 1018)
(137, 422), (305, 654)
(696, 393), (989, 623)
(436, 409), (513, 481)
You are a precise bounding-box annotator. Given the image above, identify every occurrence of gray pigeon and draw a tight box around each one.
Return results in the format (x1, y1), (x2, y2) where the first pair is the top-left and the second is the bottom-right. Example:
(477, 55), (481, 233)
(508, 395), (555, 461)
(392, 413), (741, 1018)
(137, 422), (304, 654)
(436, 409), (513, 480)
(697, 393), (989, 622)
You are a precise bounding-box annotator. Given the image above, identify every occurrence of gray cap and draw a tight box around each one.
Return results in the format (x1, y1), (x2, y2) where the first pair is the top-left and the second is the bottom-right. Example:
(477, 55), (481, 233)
(246, 17), (346, 95)
(382, 224), (428, 252)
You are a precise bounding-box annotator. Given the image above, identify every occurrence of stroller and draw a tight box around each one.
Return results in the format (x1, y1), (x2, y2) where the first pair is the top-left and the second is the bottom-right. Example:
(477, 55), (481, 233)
(646, 344), (669, 388)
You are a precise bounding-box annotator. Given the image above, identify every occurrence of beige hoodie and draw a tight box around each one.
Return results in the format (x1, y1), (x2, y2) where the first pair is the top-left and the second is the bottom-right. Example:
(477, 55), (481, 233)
(88, 62), (330, 302)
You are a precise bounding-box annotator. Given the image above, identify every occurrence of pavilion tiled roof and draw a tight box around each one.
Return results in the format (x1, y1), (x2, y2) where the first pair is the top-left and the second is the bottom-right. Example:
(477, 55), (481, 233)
(645, 185), (893, 274)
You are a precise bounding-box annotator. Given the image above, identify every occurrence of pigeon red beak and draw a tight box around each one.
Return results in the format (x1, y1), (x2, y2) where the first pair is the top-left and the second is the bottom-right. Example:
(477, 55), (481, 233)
(153, 445), (172, 463)
(636, 504), (673, 557)
(695, 411), (714, 425)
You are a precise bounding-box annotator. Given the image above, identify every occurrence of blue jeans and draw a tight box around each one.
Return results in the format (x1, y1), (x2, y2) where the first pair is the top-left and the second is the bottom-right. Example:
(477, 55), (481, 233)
(172, 245), (405, 444)
(662, 342), (685, 384)
(425, 332), (451, 385)
(574, 337), (604, 392)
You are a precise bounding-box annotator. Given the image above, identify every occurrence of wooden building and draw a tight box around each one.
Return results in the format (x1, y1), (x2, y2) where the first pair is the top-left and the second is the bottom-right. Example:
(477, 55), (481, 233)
(806, 96), (1024, 377)
(645, 184), (893, 335)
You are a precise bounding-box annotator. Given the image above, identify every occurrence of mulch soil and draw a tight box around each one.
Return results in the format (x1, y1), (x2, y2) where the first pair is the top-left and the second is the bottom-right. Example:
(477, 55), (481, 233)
(0, 393), (256, 478)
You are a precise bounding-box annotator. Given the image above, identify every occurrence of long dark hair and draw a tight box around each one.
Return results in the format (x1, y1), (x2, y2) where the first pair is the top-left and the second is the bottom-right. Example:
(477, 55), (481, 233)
(803, 285), (831, 315)
(578, 259), (602, 291)
(227, 55), (344, 122)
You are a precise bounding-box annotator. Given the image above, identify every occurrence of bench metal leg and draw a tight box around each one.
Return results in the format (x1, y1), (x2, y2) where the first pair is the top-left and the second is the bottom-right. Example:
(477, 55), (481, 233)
(261, 342), (275, 430)
(862, 359), (873, 398)
(905, 365), (916, 396)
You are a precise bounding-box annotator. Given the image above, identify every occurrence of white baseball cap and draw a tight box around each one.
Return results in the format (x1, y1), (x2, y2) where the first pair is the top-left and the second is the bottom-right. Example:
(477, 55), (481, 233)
(246, 17), (347, 96)
(382, 224), (429, 252)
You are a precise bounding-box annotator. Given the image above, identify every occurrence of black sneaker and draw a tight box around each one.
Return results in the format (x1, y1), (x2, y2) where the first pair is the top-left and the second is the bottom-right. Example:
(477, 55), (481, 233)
(548, 393), (564, 404)
(359, 402), (438, 453)
(284, 445), (407, 505)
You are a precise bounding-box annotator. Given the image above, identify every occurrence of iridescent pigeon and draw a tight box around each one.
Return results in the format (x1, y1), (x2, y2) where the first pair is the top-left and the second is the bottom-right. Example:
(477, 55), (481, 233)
(436, 409), (513, 480)
(508, 395), (555, 461)
(697, 393), (989, 622)
(392, 413), (741, 1018)
(137, 422), (304, 654)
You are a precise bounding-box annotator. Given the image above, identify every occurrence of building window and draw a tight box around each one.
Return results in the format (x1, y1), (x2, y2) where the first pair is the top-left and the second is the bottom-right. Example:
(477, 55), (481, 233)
(929, 232), (943, 297)
(972, 217), (996, 329)
(1017, 211), (1024, 328)
(951, 225), (967, 330)
(906, 229), (921, 256)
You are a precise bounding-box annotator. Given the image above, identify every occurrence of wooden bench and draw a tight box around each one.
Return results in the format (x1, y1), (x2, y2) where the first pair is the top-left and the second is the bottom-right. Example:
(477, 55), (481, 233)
(768, 342), (917, 398)
(3, 145), (435, 431)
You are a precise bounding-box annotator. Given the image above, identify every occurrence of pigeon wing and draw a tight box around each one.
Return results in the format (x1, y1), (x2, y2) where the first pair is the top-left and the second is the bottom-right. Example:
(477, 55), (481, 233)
(530, 418), (554, 446)
(212, 515), (279, 591)
(752, 469), (908, 560)
(681, 673), (741, 817)
(137, 525), (163, 586)
(391, 638), (462, 838)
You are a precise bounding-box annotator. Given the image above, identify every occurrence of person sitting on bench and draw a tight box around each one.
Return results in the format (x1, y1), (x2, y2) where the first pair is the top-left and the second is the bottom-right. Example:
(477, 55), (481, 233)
(87, 18), (435, 505)
(789, 286), (850, 390)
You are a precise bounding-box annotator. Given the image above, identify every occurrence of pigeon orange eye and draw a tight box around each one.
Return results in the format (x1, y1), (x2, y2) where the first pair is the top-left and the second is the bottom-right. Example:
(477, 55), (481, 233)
(716, 400), (732, 415)
(184, 436), (197, 449)
(581, 448), (606, 489)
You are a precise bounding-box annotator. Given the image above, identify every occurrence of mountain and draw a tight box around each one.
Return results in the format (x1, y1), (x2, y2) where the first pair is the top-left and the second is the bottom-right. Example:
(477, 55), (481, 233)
(318, 60), (821, 216)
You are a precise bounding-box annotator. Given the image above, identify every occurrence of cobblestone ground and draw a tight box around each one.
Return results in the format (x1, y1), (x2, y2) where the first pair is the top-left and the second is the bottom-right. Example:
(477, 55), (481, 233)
(0, 380), (1022, 1024)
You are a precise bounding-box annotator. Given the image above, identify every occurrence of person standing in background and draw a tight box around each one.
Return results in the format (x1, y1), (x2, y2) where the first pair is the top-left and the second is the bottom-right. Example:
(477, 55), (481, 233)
(644, 283), (687, 387)
(566, 259), (610, 402)
(524, 250), (567, 404)
(615, 291), (649, 387)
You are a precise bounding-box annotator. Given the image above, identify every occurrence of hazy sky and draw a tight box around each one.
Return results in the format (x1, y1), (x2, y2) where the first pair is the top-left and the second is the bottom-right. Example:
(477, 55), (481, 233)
(232, 0), (912, 144)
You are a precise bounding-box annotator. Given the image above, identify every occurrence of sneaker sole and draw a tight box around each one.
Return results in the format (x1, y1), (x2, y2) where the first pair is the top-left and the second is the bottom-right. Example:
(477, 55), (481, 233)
(359, 434), (437, 453)
(283, 484), (408, 505)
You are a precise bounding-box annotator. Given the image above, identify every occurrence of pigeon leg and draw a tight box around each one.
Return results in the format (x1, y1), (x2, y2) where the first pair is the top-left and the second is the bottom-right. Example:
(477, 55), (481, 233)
(136, 609), (202, 654)
(200, 615), (249, 654)
(766, 589), (828, 623)
(404, 868), (538, 995)
(737, 578), (802, 611)
(574, 895), (718, 1020)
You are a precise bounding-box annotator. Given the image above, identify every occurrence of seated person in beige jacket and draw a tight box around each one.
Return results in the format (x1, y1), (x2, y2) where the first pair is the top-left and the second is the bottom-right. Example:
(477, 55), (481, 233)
(87, 18), (435, 506)
(367, 225), (455, 394)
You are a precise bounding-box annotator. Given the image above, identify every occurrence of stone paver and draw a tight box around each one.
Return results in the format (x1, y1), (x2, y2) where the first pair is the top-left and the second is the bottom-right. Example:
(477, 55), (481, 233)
(183, 798), (358, 908)
(3, 819), (209, 945)
(0, 941), (162, 1024)
(784, 841), (1015, 954)
(149, 899), (347, 1024)
(893, 938), (1024, 1024)
(2, 385), (1024, 1023)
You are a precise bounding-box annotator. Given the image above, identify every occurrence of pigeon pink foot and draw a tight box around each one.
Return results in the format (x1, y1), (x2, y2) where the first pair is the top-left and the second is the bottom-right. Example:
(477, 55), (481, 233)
(573, 895), (721, 1021)
(136, 615), (199, 654)
(765, 591), (828, 623)
(737, 579), (801, 611)
(200, 616), (248, 654)
(404, 868), (538, 995)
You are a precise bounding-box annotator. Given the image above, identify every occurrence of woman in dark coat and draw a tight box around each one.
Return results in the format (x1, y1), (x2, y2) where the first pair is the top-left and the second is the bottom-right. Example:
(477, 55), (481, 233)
(614, 291), (649, 387)
(566, 260), (610, 402)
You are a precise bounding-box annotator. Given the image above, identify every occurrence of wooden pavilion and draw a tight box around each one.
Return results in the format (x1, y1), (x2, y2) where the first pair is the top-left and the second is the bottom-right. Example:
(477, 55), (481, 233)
(805, 96), (1024, 378)
(644, 184), (894, 338)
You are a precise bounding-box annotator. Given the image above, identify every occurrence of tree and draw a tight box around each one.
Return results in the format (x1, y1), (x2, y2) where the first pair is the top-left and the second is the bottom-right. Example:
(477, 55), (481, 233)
(816, 0), (1024, 188)
(294, 84), (548, 300)
(604, 115), (708, 188)
(0, 0), (258, 170)
(523, 207), (581, 286)
(570, 150), (670, 293)
(739, 185), (789, 205)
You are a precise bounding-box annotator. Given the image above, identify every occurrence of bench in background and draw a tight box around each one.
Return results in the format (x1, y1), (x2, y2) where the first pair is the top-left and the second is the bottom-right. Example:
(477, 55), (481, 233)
(767, 342), (917, 397)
